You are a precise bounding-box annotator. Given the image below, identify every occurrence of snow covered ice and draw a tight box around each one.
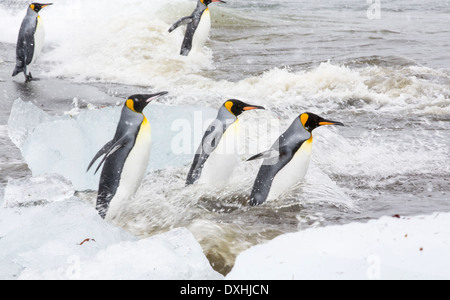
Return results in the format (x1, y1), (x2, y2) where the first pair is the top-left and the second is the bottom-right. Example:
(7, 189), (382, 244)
(3, 174), (74, 208)
(227, 213), (450, 280)
(0, 179), (223, 279)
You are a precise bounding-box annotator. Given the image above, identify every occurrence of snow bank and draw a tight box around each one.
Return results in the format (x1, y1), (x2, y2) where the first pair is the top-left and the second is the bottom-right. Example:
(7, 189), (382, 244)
(0, 174), (223, 280)
(227, 212), (450, 280)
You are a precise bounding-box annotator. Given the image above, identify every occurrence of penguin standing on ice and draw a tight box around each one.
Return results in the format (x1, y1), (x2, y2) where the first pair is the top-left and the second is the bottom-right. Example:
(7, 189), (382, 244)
(248, 112), (344, 206)
(12, 3), (53, 82)
(186, 99), (264, 186)
(87, 92), (168, 219)
(168, 0), (226, 56)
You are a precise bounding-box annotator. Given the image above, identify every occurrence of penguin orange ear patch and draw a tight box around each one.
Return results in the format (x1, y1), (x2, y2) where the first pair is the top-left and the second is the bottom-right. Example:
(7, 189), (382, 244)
(300, 113), (309, 126)
(30, 4), (35, 10)
(225, 101), (234, 114)
(126, 99), (135, 112)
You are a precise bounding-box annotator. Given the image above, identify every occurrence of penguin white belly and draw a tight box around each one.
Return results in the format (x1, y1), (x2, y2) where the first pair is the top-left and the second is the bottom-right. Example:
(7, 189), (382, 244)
(30, 16), (45, 66)
(199, 120), (240, 186)
(192, 9), (211, 52)
(267, 138), (313, 201)
(106, 120), (152, 220)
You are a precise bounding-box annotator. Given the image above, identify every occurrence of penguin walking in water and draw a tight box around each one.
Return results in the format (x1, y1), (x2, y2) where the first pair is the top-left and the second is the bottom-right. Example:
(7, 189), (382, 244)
(87, 92), (168, 219)
(12, 3), (53, 82)
(186, 99), (264, 186)
(168, 0), (226, 56)
(248, 112), (344, 206)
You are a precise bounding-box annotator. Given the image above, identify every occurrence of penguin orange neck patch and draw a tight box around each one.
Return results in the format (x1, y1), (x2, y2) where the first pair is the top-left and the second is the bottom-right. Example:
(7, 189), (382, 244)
(126, 99), (136, 112)
(300, 113), (309, 126)
(225, 101), (234, 115)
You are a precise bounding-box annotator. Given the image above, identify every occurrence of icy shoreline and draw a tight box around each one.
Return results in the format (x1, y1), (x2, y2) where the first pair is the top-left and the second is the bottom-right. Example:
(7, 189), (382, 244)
(1, 174), (449, 280)
(0, 177), (223, 280)
(228, 211), (450, 280)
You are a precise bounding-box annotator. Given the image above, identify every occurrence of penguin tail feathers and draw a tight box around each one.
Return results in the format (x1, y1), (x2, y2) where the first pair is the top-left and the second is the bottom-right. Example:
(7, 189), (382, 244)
(12, 65), (23, 77)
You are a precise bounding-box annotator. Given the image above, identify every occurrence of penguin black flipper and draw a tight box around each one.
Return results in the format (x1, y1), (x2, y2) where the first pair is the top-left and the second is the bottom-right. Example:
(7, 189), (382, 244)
(23, 25), (36, 66)
(185, 119), (224, 185)
(186, 152), (210, 185)
(86, 140), (114, 172)
(168, 16), (193, 33)
(247, 149), (280, 162)
(87, 135), (128, 175)
(249, 145), (297, 206)
(93, 139), (128, 175)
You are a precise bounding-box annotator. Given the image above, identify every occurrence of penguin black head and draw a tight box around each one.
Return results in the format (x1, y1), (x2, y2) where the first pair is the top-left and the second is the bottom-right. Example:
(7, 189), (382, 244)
(30, 3), (53, 13)
(125, 92), (169, 113)
(202, 0), (226, 6)
(224, 99), (265, 117)
(300, 112), (344, 132)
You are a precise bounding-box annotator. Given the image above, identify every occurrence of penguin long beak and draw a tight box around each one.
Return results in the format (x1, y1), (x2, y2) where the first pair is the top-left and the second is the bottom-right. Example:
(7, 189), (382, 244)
(243, 105), (265, 111)
(212, 0), (226, 3)
(319, 119), (344, 126)
(145, 91), (169, 103)
(41, 3), (53, 8)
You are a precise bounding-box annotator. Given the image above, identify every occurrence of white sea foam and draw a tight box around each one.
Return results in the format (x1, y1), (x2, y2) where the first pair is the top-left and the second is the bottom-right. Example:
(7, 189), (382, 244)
(0, 191), (222, 279)
(40, 0), (215, 86)
(2, 0), (448, 115)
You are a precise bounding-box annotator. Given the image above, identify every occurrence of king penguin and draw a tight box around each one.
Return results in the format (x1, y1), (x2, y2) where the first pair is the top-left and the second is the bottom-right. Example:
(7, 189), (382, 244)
(186, 99), (265, 186)
(248, 112), (344, 206)
(87, 92), (168, 219)
(12, 3), (53, 82)
(168, 0), (226, 56)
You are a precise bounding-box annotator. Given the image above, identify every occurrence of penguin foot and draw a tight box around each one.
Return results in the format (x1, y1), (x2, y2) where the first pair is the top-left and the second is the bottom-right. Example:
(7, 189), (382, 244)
(25, 73), (40, 82)
(25, 73), (33, 83)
